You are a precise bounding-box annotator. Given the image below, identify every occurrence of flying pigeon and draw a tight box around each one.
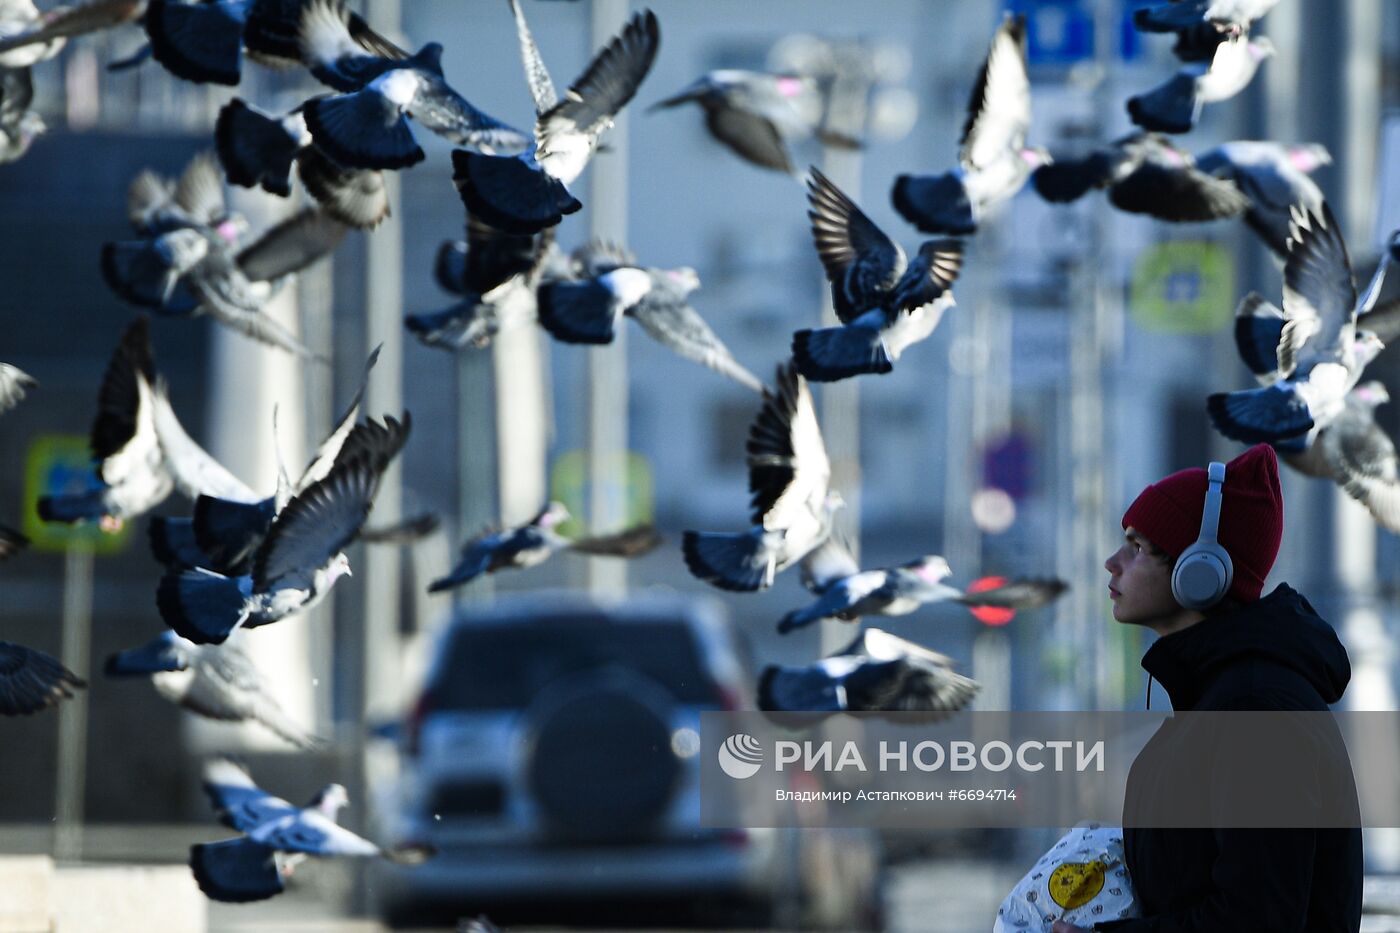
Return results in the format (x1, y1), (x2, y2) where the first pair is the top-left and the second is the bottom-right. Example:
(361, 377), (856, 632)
(648, 69), (851, 176)
(0, 641), (85, 715)
(1127, 33), (1274, 134)
(1209, 204), (1384, 444)
(0, 66), (41, 163)
(777, 536), (1068, 634)
(428, 501), (660, 592)
(157, 414), (411, 645)
(104, 160), (349, 359)
(105, 630), (323, 749)
(1194, 141), (1330, 259)
(795, 168), (963, 382)
(191, 758), (431, 903)
(758, 627), (979, 721)
(299, 0), (528, 171)
(1353, 230), (1400, 347)
(1134, 0), (1281, 35)
(450, 1), (659, 234)
(891, 14), (1046, 236)
(536, 255), (765, 393)
(215, 98), (389, 230)
(144, 0), (405, 85)
(683, 362), (841, 592)
(1230, 295), (1400, 526)
(0, 0), (142, 69)
(1032, 131), (1250, 222)
(0, 361), (35, 413)
(405, 214), (553, 351)
(38, 317), (174, 528)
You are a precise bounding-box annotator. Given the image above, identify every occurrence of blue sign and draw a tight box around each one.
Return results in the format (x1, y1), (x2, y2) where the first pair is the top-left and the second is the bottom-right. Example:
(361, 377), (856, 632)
(1007, 0), (1153, 65)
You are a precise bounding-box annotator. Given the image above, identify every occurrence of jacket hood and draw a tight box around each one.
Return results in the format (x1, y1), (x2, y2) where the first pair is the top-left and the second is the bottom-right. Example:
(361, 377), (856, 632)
(1142, 583), (1352, 709)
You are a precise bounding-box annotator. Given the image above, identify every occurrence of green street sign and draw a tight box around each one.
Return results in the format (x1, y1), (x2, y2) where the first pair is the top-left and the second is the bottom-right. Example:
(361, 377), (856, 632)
(549, 450), (654, 539)
(1129, 240), (1234, 334)
(23, 435), (131, 554)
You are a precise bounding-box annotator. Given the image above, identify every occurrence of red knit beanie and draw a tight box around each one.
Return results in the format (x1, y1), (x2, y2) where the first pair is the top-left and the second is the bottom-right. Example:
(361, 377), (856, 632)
(1121, 444), (1283, 603)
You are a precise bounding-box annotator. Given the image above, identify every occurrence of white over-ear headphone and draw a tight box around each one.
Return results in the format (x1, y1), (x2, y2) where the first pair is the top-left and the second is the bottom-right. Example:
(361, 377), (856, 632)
(1170, 461), (1233, 610)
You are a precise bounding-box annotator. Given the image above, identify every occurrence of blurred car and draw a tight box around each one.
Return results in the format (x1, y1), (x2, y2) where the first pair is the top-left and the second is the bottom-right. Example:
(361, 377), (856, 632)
(368, 591), (883, 929)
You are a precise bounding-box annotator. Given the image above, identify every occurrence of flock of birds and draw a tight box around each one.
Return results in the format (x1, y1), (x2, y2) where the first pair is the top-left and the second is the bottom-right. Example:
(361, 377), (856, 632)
(0, 0), (1394, 913)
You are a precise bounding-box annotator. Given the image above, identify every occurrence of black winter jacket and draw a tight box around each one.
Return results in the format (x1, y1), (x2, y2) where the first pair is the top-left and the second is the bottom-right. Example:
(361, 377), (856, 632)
(1099, 583), (1363, 933)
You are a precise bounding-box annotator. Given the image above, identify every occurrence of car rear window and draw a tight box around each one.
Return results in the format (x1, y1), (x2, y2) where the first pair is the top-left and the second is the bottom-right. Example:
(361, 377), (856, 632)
(428, 618), (720, 710)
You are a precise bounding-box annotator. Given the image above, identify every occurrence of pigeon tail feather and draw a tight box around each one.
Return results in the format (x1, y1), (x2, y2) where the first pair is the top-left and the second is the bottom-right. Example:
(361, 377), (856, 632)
(1127, 74), (1199, 135)
(146, 0), (246, 86)
(216, 99), (300, 197)
(157, 569), (249, 646)
(681, 530), (775, 592)
(792, 324), (892, 382)
(451, 149), (581, 236)
(303, 90), (424, 171)
(536, 280), (619, 344)
(891, 172), (976, 236)
(189, 839), (284, 903)
(1206, 384), (1314, 444)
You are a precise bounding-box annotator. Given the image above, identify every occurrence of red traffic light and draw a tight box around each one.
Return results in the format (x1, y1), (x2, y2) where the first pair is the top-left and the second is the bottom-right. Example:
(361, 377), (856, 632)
(966, 575), (1014, 626)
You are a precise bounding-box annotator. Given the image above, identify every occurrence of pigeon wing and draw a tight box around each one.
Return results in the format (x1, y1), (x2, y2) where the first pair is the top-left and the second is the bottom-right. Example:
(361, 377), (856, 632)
(0, 641), (85, 716)
(202, 758), (298, 831)
(953, 577), (1069, 610)
(704, 105), (793, 174)
(1109, 162), (1249, 221)
(253, 456), (382, 592)
(799, 533), (860, 593)
(806, 166), (903, 323)
(746, 363), (831, 530)
(959, 13), (1031, 171)
(536, 10), (660, 182)
(175, 152), (227, 227)
(567, 523), (662, 557)
(293, 346), (380, 494)
(1281, 203), (1357, 358)
(236, 208), (348, 283)
(150, 381), (260, 503)
(628, 291), (765, 393)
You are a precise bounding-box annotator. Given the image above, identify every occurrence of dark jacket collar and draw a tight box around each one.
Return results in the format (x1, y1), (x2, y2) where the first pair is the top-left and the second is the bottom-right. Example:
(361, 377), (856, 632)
(1141, 583), (1351, 710)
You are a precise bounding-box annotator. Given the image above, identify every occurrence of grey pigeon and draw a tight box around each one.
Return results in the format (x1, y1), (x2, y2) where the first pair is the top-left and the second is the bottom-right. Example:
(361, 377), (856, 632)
(145, 0), (405, 86)
(215, 99), (389, 230)
(758, 627), (979, 721)
(892, 14), (1046, 236)
(157, 413), (411, 645)
(0, 361), (35, 413)
(1209, 205), (1384, 444)
(648, 69), (843, 176)
(0, 641), (85, 715)
(428, 501), (660, 592)
(451, 1), (659, 234)
(537, 256), (764, 393)
(777, 536), (1068, 634)
(0, 66), (41, 163)
(105, 630), (323, 749)
(796, 168), (963, 382)
(1320, 383), (1400, 533)
(1353, 230), (1400, 347)
(1032, 131), (1250, 222)
(300, 0), (527, 171)
(0, 0), (141, 68)
(683, 362), (841, 591)
(1128, 33), (1274, 134)
(191, 758), (431, 903)
(1195, 141), (1330, 259)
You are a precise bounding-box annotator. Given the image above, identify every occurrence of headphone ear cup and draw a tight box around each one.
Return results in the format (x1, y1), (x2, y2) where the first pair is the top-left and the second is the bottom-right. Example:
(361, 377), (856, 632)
(1171, 545), (1234, 610)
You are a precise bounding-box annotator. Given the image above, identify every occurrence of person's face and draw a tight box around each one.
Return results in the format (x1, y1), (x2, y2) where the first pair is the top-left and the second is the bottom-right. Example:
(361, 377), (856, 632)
(1104, 527), (1181, 628)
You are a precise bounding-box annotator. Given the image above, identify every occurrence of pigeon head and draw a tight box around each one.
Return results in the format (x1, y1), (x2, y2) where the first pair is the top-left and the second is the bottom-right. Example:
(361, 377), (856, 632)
(905, 555), (953, 583)
(327, 551), (352, 583)
(665, 266), (701, 294)
(537, 501), (571, 529)
(1288, 144), (1332, 174)
(1247, 36), (1276, 62)
(1353, 381), (1390, 409)
(1355, 329), (1386, 366)
(214, 215), (248, 245)
(312, 783), (351, 819)
(823, 491), (846, 515)
(1019, 146), (1052, 169)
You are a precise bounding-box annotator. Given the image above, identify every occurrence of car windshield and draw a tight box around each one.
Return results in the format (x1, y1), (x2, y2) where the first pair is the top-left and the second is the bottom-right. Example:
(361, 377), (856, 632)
(429, 619), (720, 709)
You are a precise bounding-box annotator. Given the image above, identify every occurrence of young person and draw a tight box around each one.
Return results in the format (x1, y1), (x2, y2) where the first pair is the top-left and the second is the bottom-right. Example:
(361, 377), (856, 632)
(1053, 444), (1363, 933)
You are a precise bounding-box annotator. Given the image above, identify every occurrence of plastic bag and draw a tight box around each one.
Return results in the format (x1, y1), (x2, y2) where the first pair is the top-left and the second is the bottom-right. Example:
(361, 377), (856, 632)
(993, 822), (1139, 932)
